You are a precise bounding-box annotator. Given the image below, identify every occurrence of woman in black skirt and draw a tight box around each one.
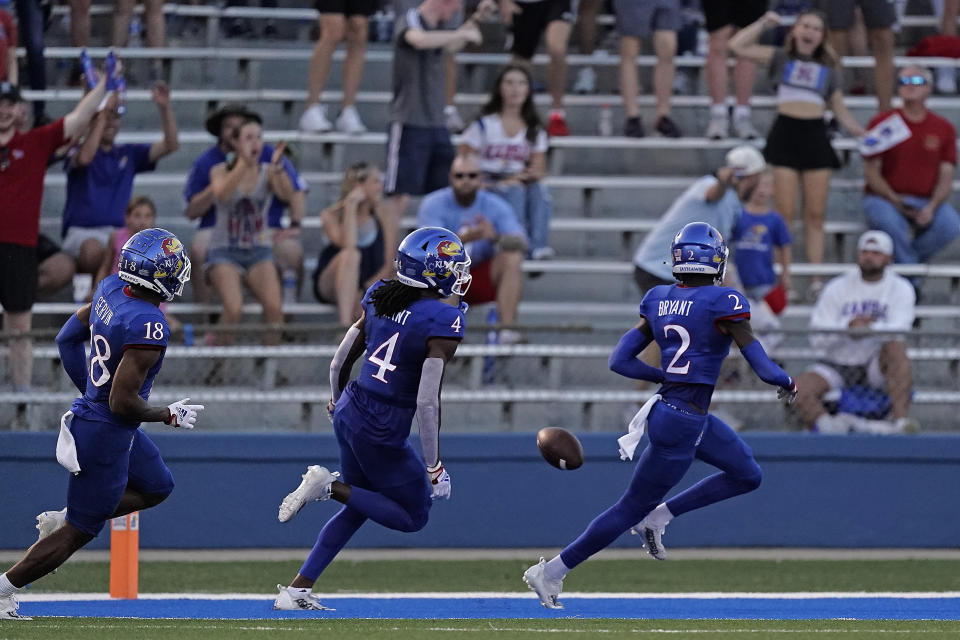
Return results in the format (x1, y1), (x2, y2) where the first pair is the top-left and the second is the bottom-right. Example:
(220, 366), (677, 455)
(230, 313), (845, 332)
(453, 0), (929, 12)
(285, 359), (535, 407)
(730, 9), (865, 299)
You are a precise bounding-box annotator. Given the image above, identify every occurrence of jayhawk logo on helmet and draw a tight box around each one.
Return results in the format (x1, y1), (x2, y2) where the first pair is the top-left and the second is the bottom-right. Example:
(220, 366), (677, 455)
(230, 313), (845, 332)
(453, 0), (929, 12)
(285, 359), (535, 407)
(436, 240), (462, 258)
(161, 237), (183, 255)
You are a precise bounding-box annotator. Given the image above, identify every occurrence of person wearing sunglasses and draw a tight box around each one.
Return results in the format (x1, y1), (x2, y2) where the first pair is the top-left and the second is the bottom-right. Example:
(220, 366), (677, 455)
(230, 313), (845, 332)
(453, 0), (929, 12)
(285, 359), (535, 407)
(416, 153), (528, 344)
(862, 65), (959, 278)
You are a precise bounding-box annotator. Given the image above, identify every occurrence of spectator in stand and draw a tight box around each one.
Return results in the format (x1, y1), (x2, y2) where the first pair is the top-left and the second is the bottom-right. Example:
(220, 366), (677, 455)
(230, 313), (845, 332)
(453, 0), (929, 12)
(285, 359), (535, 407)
(862, 65), (959, 271)
(61, 82), (179, 286)
(66, 1), (90, 84)
(499, 0), (574, 136)
(0, 0), (17, 84)
(730, 10), (865, 301)
(314, 162), (394, 326)
(417, 153), (528, 343)
(114, 0), (165, 48)
(297, 0), (375, 134)
(935, 0), (959, 93)
(459, 65), (554, 260)
(794, 230), (919, 434)
(184, 104), (307, 314)
(0, 76), (113, 402)
(572, 0), (603, 94)
(615, 0), (683, 138)
(13, 0), (49, 126)
(207, 117), (292, 346)
(814, 0), (895, 113)
(383, 0), (491, 236)
(701, 0), (766, 139)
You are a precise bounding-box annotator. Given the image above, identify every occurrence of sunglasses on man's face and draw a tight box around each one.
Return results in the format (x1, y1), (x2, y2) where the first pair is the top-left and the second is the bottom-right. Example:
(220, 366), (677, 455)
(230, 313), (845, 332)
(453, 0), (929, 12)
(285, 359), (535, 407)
(899, 75), (928, 86)
(452, 172), (480, 180)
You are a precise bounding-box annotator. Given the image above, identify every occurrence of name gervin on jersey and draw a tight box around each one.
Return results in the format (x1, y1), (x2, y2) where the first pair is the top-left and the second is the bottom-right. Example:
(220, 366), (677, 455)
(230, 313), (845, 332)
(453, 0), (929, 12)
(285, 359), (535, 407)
(658, 299), (694, 317)
(94, 296), (114, 326)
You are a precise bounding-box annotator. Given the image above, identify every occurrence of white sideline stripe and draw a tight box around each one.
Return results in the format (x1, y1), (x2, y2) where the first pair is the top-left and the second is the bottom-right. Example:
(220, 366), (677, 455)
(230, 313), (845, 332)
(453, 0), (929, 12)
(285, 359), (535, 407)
(18, 591), (960, 602)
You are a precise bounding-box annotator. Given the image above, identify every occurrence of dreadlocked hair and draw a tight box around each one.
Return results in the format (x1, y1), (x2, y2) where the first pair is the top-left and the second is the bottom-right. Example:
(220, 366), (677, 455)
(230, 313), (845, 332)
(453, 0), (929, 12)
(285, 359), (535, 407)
(370, 279), (425, 317)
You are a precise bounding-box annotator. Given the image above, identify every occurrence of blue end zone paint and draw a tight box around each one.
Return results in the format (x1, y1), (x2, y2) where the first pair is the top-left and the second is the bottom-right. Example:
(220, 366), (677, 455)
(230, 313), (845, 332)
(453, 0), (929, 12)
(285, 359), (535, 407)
(18, 597), (960, 620)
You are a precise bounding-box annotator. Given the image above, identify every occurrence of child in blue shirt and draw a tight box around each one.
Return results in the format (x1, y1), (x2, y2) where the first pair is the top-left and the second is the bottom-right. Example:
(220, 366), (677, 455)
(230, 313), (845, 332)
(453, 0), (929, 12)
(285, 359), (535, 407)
(731, 171), (792, 306)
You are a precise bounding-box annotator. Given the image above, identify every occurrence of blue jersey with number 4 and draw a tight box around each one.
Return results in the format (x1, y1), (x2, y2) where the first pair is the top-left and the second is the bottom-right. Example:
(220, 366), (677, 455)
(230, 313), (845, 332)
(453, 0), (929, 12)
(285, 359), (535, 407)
(70, 274), (169, 428)
(356, 280), (466, 409)
(639, 284), (751, 394)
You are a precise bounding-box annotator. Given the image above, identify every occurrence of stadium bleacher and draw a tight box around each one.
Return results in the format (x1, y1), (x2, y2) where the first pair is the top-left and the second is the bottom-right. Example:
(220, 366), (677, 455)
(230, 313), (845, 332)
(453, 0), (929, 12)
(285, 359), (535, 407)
(4, 2), (960, 433)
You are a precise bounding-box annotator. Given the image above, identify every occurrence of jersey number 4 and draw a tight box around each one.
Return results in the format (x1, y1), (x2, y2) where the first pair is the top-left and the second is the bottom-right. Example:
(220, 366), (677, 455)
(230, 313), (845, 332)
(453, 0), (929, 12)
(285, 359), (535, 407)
(664, 324), (691, 375)
(368, 332), (399, 383)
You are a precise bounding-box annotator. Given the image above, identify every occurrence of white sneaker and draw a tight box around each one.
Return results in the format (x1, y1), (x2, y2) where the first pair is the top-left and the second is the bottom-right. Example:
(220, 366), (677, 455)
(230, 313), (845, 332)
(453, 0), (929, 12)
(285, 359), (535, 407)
(278, 465), (339, 523)
(273, 584), (334, 611)
(531, 246), (556, 260)
(299, 104), (332, 133)
(732, 115), (760, 139)
(36, 508), (67, 541)
(0, 593), (31, 620)
(498, 329), (526, 345)
(895, 417), (921, 434)
(522, 558), (563, 609)
(336, 105), (367, 134)
(573, 66), (597, 94)
(632, 519), (668, 560)
(705, 113), (729, 139)
(444, 105), (465, 133)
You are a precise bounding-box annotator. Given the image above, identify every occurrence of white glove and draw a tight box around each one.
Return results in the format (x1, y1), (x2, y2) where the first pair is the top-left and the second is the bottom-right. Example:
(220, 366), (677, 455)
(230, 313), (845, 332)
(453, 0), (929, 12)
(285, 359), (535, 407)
(165, 397), (204, 429)
(778, 380), (798, 406)
(427, 461), (451, 500)
(326, 398), (336, 424)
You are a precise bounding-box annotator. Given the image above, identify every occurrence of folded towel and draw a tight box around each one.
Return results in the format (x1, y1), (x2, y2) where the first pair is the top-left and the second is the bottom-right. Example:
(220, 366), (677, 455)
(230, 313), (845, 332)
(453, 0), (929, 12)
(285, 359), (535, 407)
(56, 411), (81, 475)
(618, 394), (661, 461)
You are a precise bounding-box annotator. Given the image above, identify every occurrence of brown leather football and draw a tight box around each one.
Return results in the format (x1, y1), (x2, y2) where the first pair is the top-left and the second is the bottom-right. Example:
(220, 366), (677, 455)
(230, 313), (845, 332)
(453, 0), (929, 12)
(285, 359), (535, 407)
(536, 427), (584, 470)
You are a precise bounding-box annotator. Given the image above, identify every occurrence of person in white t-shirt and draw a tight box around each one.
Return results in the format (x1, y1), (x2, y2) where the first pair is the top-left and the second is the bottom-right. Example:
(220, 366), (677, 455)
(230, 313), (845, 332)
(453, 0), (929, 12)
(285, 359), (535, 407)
(459, 65), (554, 259)
(794, 230), (919, 434)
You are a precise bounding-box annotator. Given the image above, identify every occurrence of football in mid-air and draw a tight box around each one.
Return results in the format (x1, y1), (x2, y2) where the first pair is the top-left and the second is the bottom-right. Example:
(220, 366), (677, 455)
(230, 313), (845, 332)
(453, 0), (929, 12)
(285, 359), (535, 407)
(536, 427), (584, 470)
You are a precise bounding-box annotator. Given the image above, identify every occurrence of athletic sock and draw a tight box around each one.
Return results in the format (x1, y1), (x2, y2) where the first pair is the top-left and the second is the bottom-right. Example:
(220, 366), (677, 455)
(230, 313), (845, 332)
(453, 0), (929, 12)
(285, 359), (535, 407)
(0, 573), (18, 596)
(645, 502), (674, 529)
(733, 104), (751, 120)
(544, 555), (570, 581)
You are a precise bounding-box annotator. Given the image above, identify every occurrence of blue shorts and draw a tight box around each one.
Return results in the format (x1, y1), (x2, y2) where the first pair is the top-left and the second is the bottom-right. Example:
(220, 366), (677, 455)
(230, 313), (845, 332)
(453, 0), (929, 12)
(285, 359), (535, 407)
(384, 123), (455, 197)
(66, 416), (174, 537)
(206, 245), (274, 274)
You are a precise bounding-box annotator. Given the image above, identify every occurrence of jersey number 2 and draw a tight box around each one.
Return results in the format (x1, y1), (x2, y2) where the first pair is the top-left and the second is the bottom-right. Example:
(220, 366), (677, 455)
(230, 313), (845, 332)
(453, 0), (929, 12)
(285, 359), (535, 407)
(368, 332), (399, 383)
(664, 324), (691, 375)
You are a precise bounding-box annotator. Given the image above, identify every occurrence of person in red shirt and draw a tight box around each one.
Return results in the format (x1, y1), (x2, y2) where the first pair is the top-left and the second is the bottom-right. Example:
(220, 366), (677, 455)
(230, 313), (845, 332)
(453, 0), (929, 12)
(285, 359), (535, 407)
(862, 65), (959, 268)
(0, 4), (17, 84)
(0, 75), (112, 406)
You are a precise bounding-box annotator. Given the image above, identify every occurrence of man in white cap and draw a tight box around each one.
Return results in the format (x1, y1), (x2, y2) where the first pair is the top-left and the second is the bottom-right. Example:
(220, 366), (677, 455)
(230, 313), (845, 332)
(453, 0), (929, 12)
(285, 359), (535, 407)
(794, 230), (918, 434)
(632, 145), (766, 294)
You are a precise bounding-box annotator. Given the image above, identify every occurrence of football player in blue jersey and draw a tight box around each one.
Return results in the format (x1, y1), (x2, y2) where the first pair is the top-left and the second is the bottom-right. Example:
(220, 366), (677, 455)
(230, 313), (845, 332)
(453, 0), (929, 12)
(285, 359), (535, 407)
(523, 221), (798, 609)
(273, 226), (471, 611)
(0, 228), (201, 621)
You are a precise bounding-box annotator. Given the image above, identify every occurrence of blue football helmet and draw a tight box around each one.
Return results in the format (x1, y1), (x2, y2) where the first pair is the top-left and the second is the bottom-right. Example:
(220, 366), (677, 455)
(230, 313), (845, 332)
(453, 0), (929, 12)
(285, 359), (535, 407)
(117, 228), (191, 301)
(394, 226), (472, 297)
(670, 221), (728, 284)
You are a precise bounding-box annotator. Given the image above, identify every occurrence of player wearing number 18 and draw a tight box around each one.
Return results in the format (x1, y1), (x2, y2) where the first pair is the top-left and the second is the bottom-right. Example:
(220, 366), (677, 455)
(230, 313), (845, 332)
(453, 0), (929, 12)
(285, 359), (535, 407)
(273, 226), (471, 611)
(0, 228), (201, 621)
(523, 222), (798, 610)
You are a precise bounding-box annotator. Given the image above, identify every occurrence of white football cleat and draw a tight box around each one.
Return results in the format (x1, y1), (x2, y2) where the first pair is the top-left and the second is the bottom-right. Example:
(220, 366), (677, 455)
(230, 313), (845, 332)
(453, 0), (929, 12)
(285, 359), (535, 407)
(632, 518), (668, 560)
(0, 593), (31, 620)
(36, 508), (67, 541)
(273, 584), (334, 611)
(522, 557), (563, 609)
(299, 104), (332, 133)
(335, 105), (367, 134)
(278, 465), (339, 522)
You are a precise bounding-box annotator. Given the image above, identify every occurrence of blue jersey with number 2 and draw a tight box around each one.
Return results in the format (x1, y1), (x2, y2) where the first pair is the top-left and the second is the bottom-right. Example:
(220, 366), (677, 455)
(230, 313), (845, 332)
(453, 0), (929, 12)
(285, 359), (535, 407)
(70, 274), (169, 428)
(639, 284), (751, 403)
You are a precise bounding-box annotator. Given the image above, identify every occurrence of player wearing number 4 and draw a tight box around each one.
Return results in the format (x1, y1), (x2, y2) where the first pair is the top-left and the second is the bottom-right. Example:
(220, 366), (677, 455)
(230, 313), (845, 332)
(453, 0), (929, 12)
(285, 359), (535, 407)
(0, 228), (200, 621)
(524, 222), (797, 610)
(273, 226), (470, 611)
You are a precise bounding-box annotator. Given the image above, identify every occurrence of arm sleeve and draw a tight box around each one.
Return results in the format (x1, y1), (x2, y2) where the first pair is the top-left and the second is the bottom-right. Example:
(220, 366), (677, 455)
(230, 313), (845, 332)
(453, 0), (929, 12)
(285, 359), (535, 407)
(132, 143), (157, 172)
(183, 157), (211, 202)
(713, 288), (751, 325)
(943, 121), (957, 165)
(461, 121), (483, 150)
(773, 215), (792, 246)
(56, 312), (89, 393)
(741, 340), (793, 388)
(608, 326), (664, 383)
(329, 325), (361, 402)
(430, 306), (466, 339)
(416, 357), (445, 467)
(533, 128), (548, 153)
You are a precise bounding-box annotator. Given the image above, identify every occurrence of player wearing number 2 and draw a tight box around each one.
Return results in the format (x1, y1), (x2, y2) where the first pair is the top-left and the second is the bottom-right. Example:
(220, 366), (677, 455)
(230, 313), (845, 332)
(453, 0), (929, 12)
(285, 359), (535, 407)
(524, 222), (798, 610)
(273, 226), (470, 611)
(0, 228), (199, 621)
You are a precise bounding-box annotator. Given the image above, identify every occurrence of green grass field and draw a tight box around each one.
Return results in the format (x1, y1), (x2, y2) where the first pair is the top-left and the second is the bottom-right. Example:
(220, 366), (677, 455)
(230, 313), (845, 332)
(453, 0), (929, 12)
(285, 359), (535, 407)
(2, 558), (958, 640)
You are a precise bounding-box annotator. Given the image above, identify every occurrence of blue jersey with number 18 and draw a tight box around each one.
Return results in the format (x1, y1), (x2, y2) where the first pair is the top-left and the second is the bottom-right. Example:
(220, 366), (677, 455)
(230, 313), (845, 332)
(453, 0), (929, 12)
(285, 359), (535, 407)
(639, 284), (751, 389)
(70, 274), (170, 428)
(355, 280), (466, 409)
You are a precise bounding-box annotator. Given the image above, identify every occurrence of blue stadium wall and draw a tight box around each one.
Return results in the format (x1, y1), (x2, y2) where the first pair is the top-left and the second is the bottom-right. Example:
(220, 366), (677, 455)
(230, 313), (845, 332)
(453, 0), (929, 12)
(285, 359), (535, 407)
(1, 432), (958, 549)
